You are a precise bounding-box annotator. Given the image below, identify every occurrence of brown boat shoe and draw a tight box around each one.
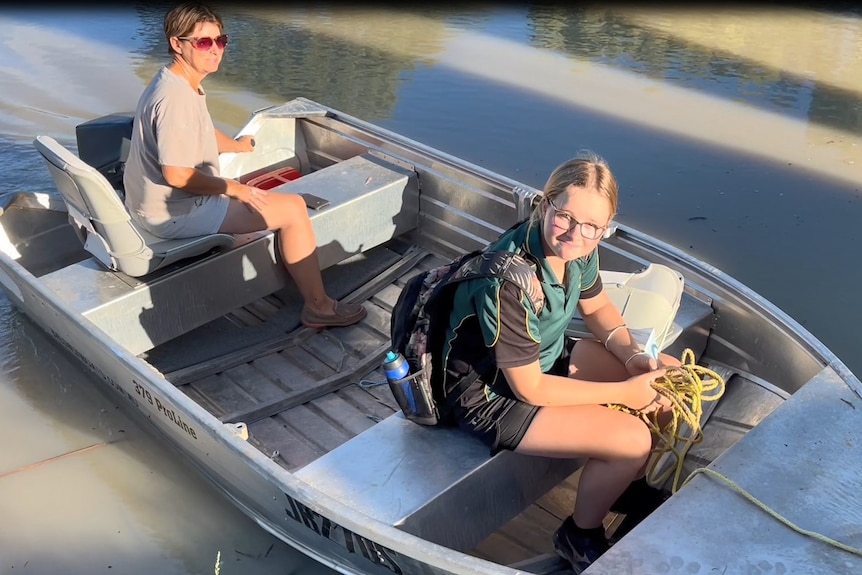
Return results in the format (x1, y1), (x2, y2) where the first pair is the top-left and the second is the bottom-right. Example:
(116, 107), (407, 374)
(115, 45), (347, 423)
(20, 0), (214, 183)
(301, 300), (367, 329)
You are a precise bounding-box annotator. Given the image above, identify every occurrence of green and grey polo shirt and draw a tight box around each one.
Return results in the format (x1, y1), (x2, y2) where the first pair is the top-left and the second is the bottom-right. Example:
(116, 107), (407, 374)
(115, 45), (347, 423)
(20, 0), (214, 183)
(441, 218), (601, 402)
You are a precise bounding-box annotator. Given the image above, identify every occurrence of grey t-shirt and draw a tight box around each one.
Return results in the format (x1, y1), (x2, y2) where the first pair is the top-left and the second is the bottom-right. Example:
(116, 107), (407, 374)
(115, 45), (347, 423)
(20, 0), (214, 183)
(123, 66), (225, 238)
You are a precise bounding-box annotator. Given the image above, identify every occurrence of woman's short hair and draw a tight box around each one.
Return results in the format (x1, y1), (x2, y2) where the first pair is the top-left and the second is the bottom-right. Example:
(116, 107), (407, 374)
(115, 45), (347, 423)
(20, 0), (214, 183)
(164, 2), (224, 55)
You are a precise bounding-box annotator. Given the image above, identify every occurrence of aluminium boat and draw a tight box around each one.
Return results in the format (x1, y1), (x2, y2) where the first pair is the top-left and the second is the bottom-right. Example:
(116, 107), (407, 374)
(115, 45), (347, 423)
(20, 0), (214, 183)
(1, 97), (860, 574)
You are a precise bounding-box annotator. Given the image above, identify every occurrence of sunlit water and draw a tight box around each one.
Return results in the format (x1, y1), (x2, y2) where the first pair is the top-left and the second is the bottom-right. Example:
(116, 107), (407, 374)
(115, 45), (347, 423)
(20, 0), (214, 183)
(1, 5), (862, 573)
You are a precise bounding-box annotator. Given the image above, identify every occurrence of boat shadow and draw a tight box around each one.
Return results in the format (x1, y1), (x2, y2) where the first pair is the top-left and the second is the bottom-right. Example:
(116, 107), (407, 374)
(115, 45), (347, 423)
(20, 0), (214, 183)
(137, 235), (405, 376)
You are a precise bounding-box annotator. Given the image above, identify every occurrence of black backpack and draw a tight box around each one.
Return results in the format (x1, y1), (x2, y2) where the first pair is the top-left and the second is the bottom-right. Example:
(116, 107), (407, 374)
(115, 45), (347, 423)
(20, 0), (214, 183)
(388, 248), (545, 426)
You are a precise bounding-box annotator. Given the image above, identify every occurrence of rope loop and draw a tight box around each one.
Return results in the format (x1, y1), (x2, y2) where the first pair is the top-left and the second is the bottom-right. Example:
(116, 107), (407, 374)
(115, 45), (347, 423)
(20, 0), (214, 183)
(609, 348), (726, 493)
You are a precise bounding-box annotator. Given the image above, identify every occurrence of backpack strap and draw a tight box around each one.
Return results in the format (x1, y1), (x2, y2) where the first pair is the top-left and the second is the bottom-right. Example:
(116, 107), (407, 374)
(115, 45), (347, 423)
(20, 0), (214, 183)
(452, 250), (544, 315)
(432, 249), (544, 420)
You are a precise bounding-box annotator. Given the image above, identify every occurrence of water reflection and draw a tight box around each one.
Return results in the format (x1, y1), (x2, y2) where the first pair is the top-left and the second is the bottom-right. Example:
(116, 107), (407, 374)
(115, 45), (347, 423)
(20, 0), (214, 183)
(525, 7), (862, 136)
(0, 8), (148, 142)
(132, 6), (473, 124)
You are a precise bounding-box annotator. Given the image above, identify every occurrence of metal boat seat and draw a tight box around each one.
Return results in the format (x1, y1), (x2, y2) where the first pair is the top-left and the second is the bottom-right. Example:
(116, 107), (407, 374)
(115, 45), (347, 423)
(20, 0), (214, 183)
(295, 411), (582, 553)
(32, 135), (234, 278)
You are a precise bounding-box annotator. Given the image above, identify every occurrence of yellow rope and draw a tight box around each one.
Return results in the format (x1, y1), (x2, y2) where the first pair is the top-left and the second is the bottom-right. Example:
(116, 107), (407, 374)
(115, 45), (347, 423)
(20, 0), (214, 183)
(610, 350), (862, 559)
(682, 467), (862, 558)
(609, 348), (726, 493)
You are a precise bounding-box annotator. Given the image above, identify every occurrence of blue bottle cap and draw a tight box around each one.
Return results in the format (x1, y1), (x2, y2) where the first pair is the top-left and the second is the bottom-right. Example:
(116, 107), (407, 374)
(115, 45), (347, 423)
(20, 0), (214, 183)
(384, 350), (398, 362)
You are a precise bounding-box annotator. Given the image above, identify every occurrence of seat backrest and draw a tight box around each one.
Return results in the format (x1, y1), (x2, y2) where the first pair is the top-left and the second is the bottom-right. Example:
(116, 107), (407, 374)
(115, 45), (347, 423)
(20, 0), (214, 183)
(33, 135), (149, 265)
(567, 263), (685, 352)
(601, 264), (685, 351)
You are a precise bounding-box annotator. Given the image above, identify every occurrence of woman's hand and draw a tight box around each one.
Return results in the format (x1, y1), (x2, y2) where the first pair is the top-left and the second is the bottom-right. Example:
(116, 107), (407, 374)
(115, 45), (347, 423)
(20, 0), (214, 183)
(623, 368), (671, 413)
(625, 350), (682, 376)
(233, 135), (256, 153)
(229, 184), (269, 213)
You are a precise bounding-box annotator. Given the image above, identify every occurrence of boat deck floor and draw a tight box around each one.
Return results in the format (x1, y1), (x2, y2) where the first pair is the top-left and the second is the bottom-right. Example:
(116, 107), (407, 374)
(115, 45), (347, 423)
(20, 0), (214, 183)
(142, 240), (787, 569)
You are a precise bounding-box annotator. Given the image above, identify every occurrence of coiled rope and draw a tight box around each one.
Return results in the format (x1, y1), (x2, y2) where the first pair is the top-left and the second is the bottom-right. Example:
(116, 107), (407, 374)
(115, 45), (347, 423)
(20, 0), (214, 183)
(611, 349), (862, 559)
(610, 348), (726, 493)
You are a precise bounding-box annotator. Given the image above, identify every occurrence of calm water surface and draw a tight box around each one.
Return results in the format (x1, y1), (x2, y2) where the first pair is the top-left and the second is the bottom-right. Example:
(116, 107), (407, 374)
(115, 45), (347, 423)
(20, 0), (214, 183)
(2, 5), (862, 573)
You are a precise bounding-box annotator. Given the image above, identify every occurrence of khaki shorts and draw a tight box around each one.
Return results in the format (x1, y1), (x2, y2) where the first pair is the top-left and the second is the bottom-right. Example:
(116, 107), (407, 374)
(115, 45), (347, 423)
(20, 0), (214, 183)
(136, 194), (230, 239)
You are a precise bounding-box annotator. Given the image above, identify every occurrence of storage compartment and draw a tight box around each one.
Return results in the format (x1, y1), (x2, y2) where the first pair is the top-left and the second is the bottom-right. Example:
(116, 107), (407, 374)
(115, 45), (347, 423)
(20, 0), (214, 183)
(243, 166), (302, 190)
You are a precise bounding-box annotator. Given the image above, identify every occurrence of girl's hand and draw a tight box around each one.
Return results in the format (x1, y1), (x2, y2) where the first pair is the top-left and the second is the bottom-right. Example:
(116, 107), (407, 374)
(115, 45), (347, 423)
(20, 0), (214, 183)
(624, 368), (671, 413)
(625, 351), (657, 376)
(625, 350), (682, 376)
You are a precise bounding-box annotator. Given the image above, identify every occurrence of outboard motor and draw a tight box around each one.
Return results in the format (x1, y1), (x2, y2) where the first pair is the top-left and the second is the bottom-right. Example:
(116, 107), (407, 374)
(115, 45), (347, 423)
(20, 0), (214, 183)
(75, 112), (134, 194)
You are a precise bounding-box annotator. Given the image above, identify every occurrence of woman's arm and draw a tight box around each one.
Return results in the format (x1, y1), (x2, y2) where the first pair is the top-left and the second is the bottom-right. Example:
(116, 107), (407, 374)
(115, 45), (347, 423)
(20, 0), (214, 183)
(161, 165), (244, 195)
(215, 127), (254, 154)
(161, 165), (261, 210)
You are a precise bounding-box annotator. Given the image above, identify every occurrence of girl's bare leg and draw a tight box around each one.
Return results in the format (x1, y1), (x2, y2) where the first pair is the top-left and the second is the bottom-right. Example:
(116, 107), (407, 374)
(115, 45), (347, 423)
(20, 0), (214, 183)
(516, 404), (652, 528)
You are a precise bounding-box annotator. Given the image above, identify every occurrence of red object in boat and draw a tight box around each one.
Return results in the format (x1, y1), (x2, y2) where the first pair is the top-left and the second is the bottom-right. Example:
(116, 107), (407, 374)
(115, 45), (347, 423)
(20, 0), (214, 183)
(245, 167), (302, 190)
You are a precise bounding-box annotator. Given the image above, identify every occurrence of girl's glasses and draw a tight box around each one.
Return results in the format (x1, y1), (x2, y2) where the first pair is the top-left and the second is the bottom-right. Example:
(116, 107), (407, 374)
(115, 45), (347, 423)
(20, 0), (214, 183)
(178, 34), (229, 51)
(547, 197), (606, 240)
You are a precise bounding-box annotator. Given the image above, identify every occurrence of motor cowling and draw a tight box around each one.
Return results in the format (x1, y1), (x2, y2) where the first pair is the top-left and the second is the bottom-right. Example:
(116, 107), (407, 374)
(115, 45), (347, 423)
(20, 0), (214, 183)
(75, 112), (134, 193)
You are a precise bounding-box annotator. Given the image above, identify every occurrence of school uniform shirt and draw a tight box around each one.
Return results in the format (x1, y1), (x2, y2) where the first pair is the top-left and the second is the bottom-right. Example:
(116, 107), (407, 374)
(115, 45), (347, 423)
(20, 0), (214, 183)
(441, 218), (602, 406)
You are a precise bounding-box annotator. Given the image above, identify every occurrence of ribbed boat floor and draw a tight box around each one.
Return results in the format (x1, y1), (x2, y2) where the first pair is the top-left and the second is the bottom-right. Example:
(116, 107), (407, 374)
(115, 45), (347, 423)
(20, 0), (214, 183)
(149, 246), (786, 570)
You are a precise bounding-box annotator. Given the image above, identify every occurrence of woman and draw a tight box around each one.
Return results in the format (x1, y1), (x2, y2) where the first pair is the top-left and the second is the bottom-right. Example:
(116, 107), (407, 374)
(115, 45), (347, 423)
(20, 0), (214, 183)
(441, 152), (677, 572)
(123, 2), (365, 329)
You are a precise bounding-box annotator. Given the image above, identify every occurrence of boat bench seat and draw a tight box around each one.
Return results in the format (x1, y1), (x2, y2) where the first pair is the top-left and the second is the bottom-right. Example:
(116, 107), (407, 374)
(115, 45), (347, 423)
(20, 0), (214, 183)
(295, 274), (715, 553)
(39, 152), (419, 355)
(295, 412), (582, 553)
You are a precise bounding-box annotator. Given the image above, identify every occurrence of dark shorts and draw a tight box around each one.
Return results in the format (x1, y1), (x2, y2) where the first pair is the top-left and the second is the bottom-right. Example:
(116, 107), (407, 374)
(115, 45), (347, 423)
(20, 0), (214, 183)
(454, 338), (576, 455)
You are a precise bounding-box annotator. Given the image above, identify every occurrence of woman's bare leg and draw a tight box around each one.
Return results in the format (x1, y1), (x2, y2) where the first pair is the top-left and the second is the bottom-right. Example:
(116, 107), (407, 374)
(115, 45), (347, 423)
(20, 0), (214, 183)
(515, 339), (679, 527)
(219, 194), (334, 315)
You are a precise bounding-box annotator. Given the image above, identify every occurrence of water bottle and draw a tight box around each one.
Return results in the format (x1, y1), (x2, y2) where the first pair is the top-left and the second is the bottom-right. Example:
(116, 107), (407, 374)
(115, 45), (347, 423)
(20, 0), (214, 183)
(383, 350), (409, 382)
(382, 350), (416, 415)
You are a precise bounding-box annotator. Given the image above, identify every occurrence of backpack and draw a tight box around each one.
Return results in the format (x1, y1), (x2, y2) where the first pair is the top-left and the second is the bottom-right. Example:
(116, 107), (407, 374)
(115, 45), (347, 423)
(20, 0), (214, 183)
(388, 248), (545, 426)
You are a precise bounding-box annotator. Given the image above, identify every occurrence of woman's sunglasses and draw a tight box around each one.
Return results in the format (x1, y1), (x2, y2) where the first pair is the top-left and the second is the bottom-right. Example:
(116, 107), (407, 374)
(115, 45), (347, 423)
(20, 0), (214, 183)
(178, 34), (229, 51)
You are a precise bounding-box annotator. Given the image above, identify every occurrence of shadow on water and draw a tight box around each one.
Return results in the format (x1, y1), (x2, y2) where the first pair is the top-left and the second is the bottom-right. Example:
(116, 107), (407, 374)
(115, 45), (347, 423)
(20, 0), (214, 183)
(10, 5), (862, 139)
(123, 4), (862, 138)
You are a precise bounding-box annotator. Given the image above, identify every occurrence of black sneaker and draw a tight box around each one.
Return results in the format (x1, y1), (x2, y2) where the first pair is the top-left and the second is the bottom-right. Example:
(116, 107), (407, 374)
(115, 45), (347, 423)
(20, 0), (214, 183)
(610, 477), (670, 540)
(552, 516), (610, 574)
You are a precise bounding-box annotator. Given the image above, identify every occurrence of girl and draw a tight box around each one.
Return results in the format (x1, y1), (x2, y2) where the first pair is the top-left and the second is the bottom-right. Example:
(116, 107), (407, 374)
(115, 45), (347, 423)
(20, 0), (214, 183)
(440, 152), (676, 572)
